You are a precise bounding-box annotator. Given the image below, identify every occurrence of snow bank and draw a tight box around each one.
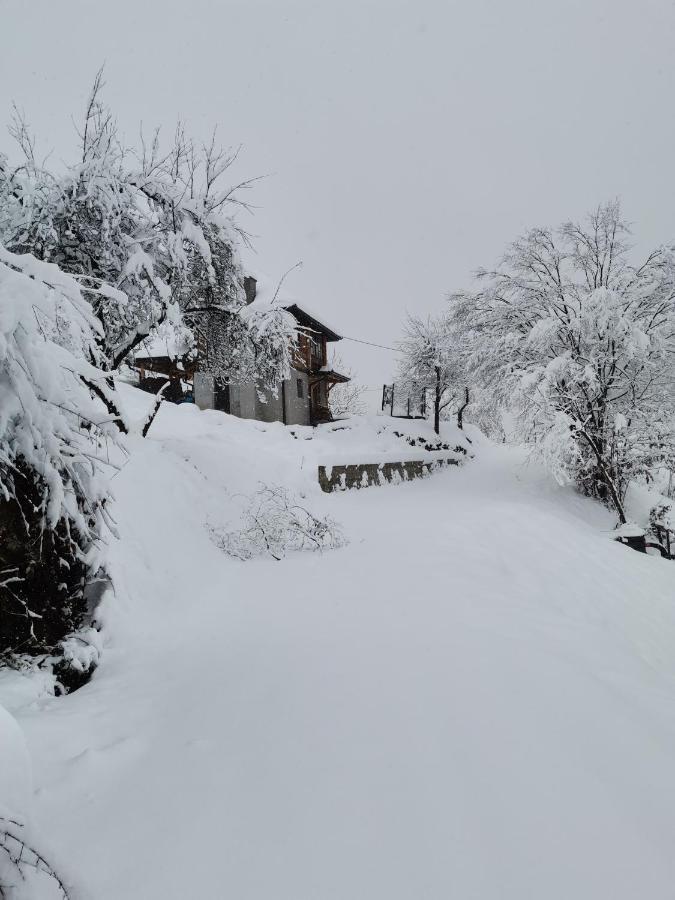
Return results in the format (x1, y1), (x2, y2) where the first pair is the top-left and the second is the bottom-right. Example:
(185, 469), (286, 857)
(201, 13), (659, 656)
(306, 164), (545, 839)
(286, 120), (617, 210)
(0, 703), (31, 823)
(117, 382), (472, 483)
(5, 387), (675, 898)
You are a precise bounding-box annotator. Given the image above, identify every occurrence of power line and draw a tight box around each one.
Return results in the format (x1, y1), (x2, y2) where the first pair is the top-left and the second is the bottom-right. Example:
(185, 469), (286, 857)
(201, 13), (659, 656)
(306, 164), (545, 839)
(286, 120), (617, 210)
(341, 335), (401, 353)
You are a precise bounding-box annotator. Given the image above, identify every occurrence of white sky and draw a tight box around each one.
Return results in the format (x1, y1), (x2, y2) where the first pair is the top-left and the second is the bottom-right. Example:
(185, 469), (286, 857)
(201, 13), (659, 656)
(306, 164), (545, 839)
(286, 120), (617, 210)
(2, 0), (675, 400)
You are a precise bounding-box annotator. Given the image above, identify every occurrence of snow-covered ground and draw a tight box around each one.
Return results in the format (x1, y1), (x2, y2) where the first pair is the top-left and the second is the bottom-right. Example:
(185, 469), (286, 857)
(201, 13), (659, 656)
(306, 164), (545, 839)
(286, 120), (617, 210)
(2, 389), (675, 898)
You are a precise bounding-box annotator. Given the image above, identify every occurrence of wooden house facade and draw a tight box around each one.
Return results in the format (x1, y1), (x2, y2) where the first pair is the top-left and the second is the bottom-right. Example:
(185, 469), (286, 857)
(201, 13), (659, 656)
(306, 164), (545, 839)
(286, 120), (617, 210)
(133, 283), (350, 426)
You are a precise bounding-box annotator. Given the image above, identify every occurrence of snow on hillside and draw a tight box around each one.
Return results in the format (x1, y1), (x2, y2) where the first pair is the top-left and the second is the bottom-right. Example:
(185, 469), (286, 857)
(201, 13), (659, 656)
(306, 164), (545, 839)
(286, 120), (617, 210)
(2, 387), (675, 898)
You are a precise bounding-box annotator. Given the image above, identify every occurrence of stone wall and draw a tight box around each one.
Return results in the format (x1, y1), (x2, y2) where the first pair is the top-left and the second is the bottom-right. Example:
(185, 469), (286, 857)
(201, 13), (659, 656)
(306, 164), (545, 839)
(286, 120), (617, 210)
(318, 456), (461, 493)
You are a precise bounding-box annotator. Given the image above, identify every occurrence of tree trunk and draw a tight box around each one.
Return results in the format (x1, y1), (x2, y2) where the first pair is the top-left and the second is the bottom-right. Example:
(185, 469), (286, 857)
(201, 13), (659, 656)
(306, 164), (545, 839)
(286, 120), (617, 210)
(578, 428), (627, 523)
(80, 376), (128, 434)
(457, 386), (469, 430)
(141, 381), (170, 437)
(434, 365), (441, 435)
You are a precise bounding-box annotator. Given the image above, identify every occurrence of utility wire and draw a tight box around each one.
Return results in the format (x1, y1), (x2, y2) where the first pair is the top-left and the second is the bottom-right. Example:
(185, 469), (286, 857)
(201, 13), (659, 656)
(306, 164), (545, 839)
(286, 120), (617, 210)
(341, 335), (402, 353)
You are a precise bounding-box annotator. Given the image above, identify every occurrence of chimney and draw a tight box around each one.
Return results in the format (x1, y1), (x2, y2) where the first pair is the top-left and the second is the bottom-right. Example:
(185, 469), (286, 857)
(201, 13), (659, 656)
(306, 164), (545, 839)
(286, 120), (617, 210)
(243, 276), (257, 305)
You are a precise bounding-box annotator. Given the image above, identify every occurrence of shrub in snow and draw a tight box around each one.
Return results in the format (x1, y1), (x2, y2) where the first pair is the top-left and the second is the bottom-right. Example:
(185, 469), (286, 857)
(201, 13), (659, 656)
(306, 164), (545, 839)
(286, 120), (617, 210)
(211, 485), (347, 561)
(448, 201), (675, 523)
(392, 430), (471, 454)
(0, 245), (118, 660)
(326, 351), (367, 418)
(0, 820), (73, 899)
(53, 626), (104, 695)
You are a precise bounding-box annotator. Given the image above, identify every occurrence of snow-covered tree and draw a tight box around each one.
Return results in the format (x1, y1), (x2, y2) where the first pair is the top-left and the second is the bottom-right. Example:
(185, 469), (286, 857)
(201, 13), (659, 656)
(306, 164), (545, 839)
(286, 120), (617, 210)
(0, 77), (176, 372)
(0, 72), (295, 392)
(398, 313), (464, 433)
(448, 202), (675, 522)
(327, 351), (366, 418)
(0, 244), (121, 657)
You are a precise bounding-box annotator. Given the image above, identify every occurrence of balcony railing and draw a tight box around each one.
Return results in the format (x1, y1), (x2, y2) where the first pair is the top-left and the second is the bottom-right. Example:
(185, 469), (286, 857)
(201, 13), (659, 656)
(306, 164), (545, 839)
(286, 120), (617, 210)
(309, 348), (324, 372)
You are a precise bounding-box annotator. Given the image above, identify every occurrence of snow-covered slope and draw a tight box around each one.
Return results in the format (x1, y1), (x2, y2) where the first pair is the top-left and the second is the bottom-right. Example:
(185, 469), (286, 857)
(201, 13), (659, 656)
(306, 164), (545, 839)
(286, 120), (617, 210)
(2, 388), (675, 899)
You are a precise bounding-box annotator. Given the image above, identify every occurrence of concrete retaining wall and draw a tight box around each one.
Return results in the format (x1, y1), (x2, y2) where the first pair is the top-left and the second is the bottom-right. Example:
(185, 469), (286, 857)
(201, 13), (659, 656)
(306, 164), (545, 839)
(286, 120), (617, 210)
(318, 456), (461, 493)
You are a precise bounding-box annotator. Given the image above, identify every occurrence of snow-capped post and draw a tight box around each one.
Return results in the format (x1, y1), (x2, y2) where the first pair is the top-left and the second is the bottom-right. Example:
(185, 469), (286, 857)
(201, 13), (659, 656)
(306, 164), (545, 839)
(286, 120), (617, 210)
(613, 523), (647, 554)
(447, 201), (675, 524)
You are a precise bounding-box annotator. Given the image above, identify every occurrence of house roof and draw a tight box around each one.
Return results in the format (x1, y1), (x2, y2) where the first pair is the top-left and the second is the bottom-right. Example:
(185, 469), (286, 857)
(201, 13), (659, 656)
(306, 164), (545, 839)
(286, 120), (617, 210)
(315, 367), (351, 383)
(242, 268), (343, 339)
(133, 269), (344, 362)
(284, 303), (342, 342)
(133, 324), (187, 361)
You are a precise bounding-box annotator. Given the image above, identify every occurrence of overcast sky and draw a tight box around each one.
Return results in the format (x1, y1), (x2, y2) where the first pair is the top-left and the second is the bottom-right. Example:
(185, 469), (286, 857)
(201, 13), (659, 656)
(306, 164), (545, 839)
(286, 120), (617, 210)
(2, 0), (675, 399)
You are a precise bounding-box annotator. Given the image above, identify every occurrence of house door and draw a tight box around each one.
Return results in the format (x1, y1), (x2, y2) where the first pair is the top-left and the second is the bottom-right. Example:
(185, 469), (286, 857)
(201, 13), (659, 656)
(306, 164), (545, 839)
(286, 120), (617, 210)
(310, 380), (329, 424)
(214, 380), (230, 413)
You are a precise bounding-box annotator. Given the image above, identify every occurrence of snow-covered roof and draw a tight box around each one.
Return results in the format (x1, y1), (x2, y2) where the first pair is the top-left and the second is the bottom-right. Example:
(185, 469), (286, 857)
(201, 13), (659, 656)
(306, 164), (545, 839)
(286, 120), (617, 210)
(316, 367), (351, 383)
(134, 322), (186, 360)
(284, 304), (342, 342)
(245, 271), (343, 341)
(134, 269), (344, 361)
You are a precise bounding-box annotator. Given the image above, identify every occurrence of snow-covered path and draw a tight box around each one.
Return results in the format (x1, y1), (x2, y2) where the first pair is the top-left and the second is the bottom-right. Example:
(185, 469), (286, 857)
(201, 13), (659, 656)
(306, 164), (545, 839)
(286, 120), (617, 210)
(4, 423), (675, 899)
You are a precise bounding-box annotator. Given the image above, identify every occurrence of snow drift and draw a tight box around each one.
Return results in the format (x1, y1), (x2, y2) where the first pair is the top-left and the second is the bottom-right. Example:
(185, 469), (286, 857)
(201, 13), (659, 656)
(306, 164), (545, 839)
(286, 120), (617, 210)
(1, 389), (675, 899)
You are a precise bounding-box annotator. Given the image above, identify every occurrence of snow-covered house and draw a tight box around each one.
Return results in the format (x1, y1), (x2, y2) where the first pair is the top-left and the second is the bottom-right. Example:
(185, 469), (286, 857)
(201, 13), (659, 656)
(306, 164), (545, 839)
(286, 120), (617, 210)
(133, 277), (350, 426)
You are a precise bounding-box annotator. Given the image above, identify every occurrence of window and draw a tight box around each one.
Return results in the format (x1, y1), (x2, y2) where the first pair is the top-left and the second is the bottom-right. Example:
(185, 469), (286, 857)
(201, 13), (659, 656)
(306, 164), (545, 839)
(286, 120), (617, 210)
(309, 336), (323, 370)
(296, 378), (304, 399)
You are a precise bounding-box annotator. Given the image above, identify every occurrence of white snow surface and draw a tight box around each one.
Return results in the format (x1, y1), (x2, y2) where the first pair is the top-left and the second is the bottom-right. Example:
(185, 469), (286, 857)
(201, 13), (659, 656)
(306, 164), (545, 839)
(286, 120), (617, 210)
(2, 386), (675, 898)
(0, 703), (30, 823)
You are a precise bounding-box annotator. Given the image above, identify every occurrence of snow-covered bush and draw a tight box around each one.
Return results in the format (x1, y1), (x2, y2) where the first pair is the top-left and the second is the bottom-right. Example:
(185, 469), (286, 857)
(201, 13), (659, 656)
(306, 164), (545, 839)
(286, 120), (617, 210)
(448, 202), (675, 522)
(0, 245), (119, 658)
(0, 820), (73, 899)
(327, 351), (367, 418)
(211, 485), (347, 561)
(53, 626), (104, 694)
